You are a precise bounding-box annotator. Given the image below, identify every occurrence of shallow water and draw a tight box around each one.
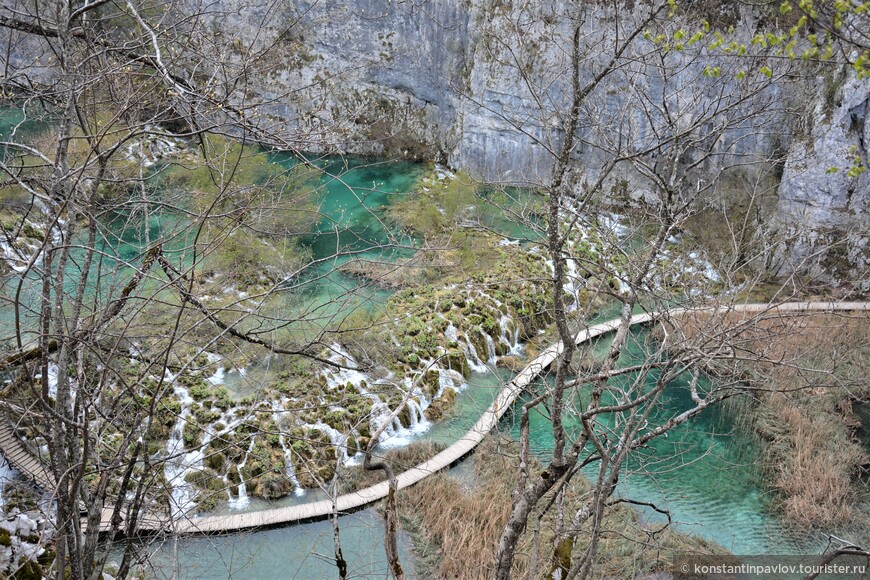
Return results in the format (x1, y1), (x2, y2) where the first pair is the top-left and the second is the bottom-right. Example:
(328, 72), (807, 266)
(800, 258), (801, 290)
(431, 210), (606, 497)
(274, 155), (425, 319)
(495, 329), (826, 554)
(133, 509), (417, 579)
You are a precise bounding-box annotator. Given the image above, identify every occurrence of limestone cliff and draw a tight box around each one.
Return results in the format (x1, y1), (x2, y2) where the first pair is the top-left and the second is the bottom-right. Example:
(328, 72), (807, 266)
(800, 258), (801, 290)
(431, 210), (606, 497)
(217, 0), (867, 288)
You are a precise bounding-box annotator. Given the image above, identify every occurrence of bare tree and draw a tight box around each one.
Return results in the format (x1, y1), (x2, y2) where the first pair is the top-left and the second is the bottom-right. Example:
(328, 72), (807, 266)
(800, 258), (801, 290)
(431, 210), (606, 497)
(0, 1), (418, 578)
(455, 2), (825, 578)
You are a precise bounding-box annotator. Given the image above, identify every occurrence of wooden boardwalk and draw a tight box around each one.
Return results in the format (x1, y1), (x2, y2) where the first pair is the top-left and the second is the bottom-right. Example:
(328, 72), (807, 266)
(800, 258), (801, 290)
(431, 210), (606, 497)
(1, 301), (867, 534)
(0, 422), (55, 492)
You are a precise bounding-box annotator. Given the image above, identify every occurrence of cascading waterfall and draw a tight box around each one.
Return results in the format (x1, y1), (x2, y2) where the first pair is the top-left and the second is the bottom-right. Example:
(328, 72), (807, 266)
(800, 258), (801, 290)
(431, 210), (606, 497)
(564, 258), (583, 311)
(271, 399), (305, 497)
(163, 379), (197, 519)
(228, 438), (256, 510)
(206, 367), (226, 385)
(444, 323), (459, 343)
(311, 422), (351, 463)
(162, 364), (253, 515)
(320, 344), (458, 453)
(437, 368), (465, 396)
(0, 454), (15, 508)
(278, 434), (306, 497)
(484, 334), (497, 365)
(461, 335), (488, 373)
(404, 398), (429, 433)
(499, 315), (523, 355)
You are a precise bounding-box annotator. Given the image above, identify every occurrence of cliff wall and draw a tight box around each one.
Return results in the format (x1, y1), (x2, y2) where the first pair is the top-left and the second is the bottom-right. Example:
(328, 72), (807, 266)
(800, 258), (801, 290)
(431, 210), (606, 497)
(231, 0), (865, 288)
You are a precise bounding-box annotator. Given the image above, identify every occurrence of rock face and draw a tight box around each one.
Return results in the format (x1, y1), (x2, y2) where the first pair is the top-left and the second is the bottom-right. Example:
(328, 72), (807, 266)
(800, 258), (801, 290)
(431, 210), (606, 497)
(216, 0), (868, 286)
(775, 74), (869, 290)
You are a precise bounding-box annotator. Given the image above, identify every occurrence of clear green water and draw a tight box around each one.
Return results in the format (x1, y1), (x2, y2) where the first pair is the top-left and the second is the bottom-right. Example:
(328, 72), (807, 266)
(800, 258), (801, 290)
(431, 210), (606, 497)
(133, 509), (417, 579)
(0, 154), (425, 340)
(269, 154), (425, 318)
(2, 139), (829, 568)
(495, 329), (824, 554)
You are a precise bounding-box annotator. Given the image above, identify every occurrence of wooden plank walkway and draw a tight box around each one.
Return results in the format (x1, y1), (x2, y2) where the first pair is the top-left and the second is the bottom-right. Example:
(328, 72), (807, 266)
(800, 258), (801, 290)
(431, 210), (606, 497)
(1, 301), (867, 535)
(0, 422), (55, 492)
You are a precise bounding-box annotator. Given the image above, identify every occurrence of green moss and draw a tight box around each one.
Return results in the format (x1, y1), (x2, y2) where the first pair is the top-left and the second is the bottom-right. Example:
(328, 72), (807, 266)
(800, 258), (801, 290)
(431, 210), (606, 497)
(206, 452), (226, 471)
(182, 420), (202, 446)
(0, 528), (10, 546)
(15, 560), (43, 580)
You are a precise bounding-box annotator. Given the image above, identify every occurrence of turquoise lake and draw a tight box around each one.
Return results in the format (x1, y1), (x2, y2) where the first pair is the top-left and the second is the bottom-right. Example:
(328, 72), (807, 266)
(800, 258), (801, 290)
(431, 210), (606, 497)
(0, 142), (837, 575)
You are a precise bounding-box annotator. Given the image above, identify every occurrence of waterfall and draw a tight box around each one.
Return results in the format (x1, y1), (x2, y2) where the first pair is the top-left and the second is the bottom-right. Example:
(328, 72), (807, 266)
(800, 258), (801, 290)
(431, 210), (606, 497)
(206, 367), (226, 385)
(405, 399), (430, 434)
(499, 316), (523, 356)
(163, 381), (197, 518)
(461, 335), (488, 373)
(0, 454), (16, 508)
(228, 438), (256, 510)
(565, 258), (582, 311)
(484, 334), (497, 364)
(162, 376), (250, 516)
(312, 422), (351, 463)
(280, 436), (306, 497)
(440, 368), (466, 393)
(272, 399), (305, 497)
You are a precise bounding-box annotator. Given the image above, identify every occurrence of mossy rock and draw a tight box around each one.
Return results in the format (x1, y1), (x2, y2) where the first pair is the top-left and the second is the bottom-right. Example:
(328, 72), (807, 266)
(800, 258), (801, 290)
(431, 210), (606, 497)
(323, 409), (350, 431)
(14, 559), (43, 580)
(443, 351), (470, 378)
(398, 403), (414, 428)
(227, 465), (241, 485)
(0, 528), (10, 547)
(253, 472), (292, 500)
(195, 492), (220, 514)
(36, 549), (55, 567)
(424, 389), (458, 421)
(496, 356), (524, 372)
(317, 464), (336, 482)
(206, 452), (226, 471)
(469, 331), (489, 361)
(184, 468), (221, 490)
(420, 369), (441, 398)
(291, 439), (313, 458)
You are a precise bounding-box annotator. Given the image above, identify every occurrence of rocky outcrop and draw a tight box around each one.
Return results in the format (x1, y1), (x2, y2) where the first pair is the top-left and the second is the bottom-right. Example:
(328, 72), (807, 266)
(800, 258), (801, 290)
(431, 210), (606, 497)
(774, 74), (869, 290)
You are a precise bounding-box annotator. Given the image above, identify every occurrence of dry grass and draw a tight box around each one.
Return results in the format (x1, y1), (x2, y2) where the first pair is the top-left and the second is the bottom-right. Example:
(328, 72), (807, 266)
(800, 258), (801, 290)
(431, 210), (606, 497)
(668, 311), (870, 530)
(336, 441), (449, 494)
(772, 404), (862, 526)
(391, 437), (721, 579)
(395, 439), (516, 579)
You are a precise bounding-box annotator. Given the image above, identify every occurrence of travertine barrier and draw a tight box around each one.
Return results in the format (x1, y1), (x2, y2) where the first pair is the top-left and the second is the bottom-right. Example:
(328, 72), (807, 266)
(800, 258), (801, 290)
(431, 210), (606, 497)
(3, 302), (867, 534)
